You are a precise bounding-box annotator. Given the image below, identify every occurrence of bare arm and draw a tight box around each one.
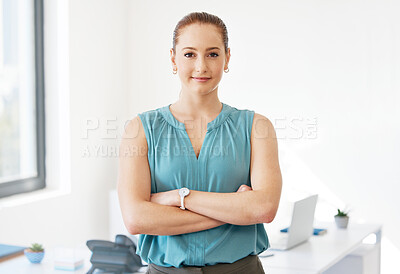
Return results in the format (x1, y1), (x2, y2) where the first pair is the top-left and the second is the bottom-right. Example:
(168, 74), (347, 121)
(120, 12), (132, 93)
(117, 116), (226, 236)
(151, 113), (282, 225)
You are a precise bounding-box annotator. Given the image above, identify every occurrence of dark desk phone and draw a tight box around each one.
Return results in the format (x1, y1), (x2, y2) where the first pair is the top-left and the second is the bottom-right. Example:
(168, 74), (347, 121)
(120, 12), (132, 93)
(86, 234), (145, 274)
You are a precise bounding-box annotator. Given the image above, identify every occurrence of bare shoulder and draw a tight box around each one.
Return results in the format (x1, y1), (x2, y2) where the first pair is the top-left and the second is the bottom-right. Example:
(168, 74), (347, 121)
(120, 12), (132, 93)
(120, 116), (148, 156)
(251, 112), (277, 140)
(123, 116), (142, 138)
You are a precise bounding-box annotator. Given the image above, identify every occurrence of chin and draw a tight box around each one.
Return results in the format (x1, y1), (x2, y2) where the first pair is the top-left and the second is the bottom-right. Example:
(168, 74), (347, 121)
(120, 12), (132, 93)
(191, 85), (218, 94)
(182, 82), (219, 94)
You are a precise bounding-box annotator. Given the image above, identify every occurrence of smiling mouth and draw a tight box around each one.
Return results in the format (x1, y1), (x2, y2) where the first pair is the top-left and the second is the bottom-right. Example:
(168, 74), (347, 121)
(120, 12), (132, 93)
(192, 77), (211, 82)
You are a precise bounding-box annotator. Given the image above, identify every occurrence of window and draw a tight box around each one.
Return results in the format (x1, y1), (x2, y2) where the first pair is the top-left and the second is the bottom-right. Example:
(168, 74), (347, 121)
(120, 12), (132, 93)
(0, 0), (45, 198)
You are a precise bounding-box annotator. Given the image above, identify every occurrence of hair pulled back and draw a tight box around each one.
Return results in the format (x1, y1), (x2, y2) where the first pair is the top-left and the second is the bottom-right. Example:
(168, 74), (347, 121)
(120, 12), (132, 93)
(172, 12), (229, 53)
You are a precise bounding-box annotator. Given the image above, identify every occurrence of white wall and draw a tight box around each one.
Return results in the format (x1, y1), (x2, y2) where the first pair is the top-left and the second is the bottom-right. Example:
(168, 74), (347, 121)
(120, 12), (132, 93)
(127, 0), (400, 272)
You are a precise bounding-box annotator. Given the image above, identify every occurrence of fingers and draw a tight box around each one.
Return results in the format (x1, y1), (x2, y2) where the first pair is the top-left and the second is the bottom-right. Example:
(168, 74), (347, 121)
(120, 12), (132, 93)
(237, 184), (252, 192)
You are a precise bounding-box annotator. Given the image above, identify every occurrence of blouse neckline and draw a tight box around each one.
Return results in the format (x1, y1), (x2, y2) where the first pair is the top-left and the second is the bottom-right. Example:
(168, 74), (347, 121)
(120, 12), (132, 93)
(160, 102), (233, 131)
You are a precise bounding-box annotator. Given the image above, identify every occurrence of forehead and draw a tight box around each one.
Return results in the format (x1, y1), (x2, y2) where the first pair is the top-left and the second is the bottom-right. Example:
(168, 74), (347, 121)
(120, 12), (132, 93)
(177, 23), (223, 50)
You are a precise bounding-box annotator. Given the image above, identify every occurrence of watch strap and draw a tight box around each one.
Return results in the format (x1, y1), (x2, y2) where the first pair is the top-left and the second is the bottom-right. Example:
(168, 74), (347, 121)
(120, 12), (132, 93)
(180, 195), (186, 210)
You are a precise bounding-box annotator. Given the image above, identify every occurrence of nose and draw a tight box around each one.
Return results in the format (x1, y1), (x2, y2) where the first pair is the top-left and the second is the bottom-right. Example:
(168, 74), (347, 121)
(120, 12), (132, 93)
(195, 56), (208, 73)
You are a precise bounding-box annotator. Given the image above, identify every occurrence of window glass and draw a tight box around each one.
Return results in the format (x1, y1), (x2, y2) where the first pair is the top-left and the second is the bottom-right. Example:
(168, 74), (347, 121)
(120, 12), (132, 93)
(0, 0), (37, 184)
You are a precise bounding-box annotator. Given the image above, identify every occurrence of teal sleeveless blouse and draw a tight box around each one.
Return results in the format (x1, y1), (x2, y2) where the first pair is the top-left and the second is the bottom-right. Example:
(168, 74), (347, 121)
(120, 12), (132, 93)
(136, 102), (269, 267)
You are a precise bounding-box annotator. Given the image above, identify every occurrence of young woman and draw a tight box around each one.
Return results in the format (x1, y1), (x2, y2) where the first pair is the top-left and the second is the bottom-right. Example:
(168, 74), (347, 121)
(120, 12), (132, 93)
(118, 12), (282, 274)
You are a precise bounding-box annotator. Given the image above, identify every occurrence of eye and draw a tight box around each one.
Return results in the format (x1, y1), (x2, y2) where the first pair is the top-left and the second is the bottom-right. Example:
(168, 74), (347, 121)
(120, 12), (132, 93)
(209, 52), (219, 57)
(184, 52), (194, 58)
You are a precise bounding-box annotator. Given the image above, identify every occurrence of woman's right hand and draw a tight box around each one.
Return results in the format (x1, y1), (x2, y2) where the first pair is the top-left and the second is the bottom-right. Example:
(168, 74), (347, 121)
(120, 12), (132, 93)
(237, 184), (252, 192)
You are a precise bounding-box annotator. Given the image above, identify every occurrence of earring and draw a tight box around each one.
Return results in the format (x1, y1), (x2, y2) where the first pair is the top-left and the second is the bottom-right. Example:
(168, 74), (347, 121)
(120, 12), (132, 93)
(224, 68), (229, 73)
(173, 68), (177, 74)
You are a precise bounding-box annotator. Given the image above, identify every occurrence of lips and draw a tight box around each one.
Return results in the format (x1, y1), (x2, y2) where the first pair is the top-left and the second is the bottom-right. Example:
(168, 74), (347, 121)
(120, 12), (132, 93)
(192, 77), (211, 82)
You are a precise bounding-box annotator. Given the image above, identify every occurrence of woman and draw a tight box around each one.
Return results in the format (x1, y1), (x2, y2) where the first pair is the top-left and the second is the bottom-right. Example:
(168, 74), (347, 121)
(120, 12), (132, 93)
(118, 11), (282, 274)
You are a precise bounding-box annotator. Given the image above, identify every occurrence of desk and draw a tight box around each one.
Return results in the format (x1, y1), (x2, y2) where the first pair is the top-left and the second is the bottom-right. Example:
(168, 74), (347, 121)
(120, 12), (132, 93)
(0, 247), (147, 274)
(260, 222), (382, 274)
(0, 222), (381, 274)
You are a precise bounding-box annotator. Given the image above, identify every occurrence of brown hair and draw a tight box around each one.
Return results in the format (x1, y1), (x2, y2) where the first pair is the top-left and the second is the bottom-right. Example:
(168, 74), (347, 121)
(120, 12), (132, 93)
(172, 12), (229, 54)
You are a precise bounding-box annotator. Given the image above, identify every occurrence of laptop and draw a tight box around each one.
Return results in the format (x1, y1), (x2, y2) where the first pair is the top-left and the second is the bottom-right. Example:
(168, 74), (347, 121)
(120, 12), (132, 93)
(267, 194), (318, 251)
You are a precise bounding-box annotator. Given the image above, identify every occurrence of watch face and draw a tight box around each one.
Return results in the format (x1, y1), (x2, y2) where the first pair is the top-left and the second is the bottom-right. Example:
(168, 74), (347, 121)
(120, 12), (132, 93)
(179, 187), (189, 196)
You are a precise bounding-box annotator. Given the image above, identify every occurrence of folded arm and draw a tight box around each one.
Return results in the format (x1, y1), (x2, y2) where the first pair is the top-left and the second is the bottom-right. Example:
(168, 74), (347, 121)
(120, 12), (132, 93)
(117, 116), (226, 236)
(151, 113), (282, 225)
(118, 113), (282, 235)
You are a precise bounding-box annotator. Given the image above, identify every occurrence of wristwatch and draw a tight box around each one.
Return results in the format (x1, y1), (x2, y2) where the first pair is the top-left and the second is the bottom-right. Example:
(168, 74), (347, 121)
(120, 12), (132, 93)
(179, 187), (190, 210)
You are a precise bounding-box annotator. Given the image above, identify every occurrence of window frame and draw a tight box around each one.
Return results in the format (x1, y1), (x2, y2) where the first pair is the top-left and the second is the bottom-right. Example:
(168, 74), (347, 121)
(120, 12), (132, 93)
(0, 0), (46, 199)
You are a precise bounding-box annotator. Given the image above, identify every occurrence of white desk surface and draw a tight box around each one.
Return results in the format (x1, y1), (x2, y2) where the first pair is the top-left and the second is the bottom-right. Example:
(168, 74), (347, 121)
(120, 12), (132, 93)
(260, 222), (382, 274)
(0, 249), (93, 274)
(0, 250), (147, 274)
(0, 222), (381, 274)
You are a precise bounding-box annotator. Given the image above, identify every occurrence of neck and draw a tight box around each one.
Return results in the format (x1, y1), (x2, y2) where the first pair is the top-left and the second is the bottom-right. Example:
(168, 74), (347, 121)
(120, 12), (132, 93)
(172, 88), (222, 119)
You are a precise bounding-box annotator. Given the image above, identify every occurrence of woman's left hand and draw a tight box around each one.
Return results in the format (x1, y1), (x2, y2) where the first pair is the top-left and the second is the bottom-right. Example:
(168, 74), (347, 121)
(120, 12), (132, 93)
(150, 190), (180, 207)
(237, 184), (252, 192)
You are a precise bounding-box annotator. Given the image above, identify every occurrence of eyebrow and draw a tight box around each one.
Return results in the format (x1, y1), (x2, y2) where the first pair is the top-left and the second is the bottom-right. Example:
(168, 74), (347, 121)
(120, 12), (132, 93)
(181, 47), (221, 51)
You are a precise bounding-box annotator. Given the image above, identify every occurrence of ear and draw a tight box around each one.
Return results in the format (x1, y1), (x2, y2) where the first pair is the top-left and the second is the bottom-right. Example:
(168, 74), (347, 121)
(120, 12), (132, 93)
(224, 48), (231, 70)
(170, 48), (177, 69)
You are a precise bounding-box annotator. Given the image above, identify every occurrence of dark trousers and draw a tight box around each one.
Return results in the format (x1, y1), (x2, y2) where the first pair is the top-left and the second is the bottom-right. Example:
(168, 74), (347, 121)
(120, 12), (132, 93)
(145, 254), (265, 274)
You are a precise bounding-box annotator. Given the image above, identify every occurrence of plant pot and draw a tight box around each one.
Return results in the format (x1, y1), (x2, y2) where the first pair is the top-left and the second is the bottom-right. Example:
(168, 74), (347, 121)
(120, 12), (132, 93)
(24, 249), (45, 263)
(335, 216), (349, 229)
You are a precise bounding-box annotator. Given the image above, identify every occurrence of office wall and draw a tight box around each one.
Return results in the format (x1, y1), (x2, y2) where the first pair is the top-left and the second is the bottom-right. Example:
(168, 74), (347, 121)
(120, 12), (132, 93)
(127, 0), (400, 272)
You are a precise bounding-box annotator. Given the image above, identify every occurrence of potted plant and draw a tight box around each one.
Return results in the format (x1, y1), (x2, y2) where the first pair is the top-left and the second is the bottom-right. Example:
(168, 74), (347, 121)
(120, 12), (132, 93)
(334, 209), (349, 229)
(24, 243), (45, 263)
